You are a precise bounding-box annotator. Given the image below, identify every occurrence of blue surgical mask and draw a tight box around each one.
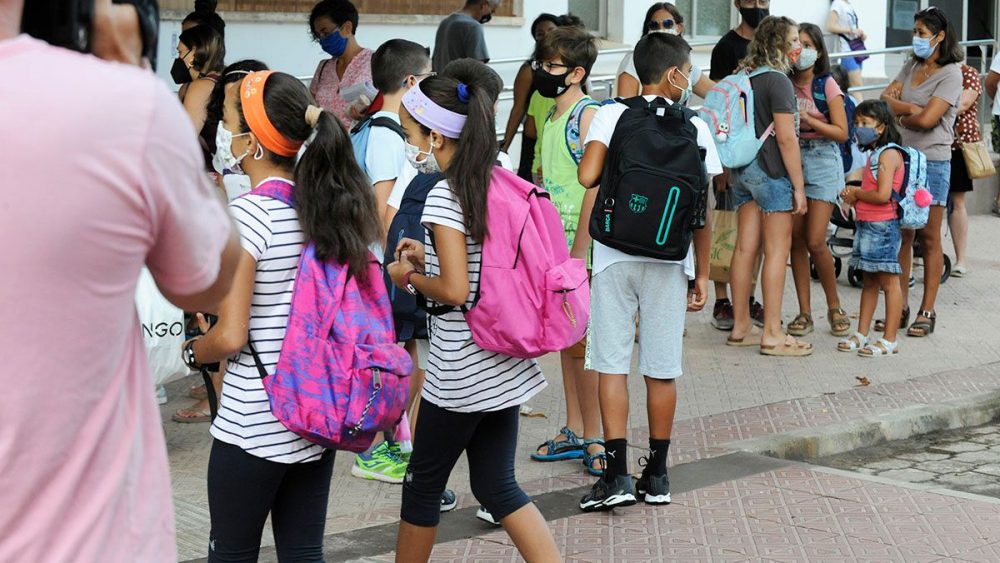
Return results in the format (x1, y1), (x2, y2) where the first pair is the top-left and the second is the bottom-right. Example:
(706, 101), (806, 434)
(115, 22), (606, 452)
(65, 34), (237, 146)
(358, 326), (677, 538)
(912, 35), (938, 59)
(320, 31), (348, 58)
(855, 126), (879, 149)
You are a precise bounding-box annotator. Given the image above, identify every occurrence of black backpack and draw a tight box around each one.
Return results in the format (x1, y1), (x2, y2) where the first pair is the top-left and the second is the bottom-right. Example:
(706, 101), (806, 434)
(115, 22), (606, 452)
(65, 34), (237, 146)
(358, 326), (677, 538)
(589, 97), (708, 261)
(382, 171), (445, 341)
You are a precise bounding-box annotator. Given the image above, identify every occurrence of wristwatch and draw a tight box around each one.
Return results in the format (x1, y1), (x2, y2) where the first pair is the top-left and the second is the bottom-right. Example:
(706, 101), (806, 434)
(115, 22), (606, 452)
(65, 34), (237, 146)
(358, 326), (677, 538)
(182, 338), (201, 370)
(403, 270), (419, 296)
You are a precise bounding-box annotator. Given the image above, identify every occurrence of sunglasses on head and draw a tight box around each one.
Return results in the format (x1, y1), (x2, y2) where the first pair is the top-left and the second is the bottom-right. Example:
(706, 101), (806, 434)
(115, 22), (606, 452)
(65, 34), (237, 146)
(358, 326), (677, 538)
(647, 19), (677, 31)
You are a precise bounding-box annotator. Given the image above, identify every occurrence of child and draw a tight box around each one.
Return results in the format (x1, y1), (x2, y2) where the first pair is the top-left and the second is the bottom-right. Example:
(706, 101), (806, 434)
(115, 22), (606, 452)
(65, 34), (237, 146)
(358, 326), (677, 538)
(575, 33), (719, 510)
(838, 100), (905, 357)
(386, 63), (560, 562)
(527, 26), (606, 476)
(351, 39), (432, 485)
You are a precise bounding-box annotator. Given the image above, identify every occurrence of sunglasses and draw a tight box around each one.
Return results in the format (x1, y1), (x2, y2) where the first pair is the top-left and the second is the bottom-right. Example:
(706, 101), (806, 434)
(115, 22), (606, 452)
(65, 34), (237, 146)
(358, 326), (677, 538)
(647, 19), (677, 31)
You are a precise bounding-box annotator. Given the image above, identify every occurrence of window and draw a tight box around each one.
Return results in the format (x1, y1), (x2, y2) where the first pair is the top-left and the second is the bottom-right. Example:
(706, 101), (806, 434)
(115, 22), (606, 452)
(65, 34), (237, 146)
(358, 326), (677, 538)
(161, 0), (518, 17)
(568, 0), (608, 37)
(687, 0), (735, 38)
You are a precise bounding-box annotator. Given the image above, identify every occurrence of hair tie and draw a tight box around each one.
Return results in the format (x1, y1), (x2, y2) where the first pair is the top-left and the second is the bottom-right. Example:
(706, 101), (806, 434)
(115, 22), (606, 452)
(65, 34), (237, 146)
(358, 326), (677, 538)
(456, 83), (470, 104)
(304, 105), (323, 129)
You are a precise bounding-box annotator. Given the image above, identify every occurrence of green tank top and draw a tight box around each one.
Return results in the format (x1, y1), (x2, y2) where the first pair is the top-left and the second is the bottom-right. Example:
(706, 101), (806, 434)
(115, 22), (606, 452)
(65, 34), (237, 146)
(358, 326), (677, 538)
(541, 96), (595, 251)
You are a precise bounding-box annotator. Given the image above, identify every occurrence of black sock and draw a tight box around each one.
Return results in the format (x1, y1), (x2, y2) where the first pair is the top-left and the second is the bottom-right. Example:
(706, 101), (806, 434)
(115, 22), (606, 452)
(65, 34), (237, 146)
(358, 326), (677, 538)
(603, 439), (628, 481)
(649, 439), (671, 475)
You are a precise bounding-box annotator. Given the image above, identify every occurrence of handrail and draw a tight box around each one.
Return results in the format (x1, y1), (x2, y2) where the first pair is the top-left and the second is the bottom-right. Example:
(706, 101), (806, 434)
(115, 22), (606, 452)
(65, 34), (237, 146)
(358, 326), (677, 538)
(828, 38), (995, 61)
(486, 40), (719, 66)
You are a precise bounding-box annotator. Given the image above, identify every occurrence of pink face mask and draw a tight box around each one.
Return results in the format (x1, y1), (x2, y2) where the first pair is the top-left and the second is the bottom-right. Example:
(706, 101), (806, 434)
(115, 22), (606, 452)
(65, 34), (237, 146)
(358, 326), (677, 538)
(787, 46), (803, 65)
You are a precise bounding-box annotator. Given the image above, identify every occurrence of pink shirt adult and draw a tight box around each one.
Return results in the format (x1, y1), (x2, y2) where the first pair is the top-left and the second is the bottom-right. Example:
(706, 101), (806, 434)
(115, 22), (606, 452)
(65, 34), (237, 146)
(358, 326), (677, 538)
(794, 75), (844, 140)
(309, 48), (373, 130)
(0, 37), (231, 563)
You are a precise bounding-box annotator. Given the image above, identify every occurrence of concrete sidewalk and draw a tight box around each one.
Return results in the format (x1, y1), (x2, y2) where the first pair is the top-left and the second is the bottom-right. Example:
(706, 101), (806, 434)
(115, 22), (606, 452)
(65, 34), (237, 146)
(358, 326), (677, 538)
(167, 216), (1000, 562)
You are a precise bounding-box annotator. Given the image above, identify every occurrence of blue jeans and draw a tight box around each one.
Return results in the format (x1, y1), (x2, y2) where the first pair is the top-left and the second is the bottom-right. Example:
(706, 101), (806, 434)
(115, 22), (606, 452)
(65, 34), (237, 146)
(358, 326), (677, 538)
(926, 159), (951, 207)
(730, 158), (793, 213)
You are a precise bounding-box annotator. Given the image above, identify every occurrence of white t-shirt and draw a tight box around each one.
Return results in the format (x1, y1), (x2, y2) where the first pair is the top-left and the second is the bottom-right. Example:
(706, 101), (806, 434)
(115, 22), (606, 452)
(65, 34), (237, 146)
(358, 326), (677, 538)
(617, 51), (703, 93)
(830, 0), (861, 53)
(583, 95), (723, 278)
(990, 56), (1000, 116)
(211, 179), (326, 464)
(420, 179), (547, 412)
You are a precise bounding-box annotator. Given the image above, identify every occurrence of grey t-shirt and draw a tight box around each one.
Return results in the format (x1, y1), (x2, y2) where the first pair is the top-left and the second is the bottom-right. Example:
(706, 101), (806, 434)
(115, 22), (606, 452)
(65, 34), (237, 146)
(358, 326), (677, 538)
(432, 12), (490, 73)
(894, 60), (963, 161)
(751, 71), (798, 178)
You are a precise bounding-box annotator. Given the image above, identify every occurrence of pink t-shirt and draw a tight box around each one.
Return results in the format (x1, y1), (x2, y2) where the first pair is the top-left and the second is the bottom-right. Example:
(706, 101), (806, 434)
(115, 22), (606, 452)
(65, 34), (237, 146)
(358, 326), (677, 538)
(0, 37), (231, 563)
(857, 151), (905, 222)
(309, 49), (374, 130)
(794, 75), (844, 140)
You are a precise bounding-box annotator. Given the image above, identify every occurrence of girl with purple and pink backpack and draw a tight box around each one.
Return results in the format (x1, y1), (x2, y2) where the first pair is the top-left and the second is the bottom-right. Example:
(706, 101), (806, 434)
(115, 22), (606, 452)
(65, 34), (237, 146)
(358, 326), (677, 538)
(386, 61), (577, 562)
(180, 70), (408, 560)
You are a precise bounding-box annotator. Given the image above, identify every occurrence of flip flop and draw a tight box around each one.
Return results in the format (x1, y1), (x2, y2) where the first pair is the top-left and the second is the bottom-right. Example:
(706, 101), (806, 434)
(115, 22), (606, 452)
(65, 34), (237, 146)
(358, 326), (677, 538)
(726, 326), (763, 347)
(172, 407), (212, 423)
(760, 335), (813, 357)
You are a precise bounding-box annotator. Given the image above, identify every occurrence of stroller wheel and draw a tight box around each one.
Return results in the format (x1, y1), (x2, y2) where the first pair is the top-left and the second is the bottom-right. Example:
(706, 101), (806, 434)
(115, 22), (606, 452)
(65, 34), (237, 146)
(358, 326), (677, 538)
(941, 254), (952, 284)
(848, 266), (864, 288)
(834, 256), (843, 278)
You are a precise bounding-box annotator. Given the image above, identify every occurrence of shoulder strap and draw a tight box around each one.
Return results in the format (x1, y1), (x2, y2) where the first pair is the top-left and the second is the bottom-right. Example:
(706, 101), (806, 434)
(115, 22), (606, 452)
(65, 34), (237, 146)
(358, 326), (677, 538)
(566, 98), (600, 165)
(368, 116), (406, 140)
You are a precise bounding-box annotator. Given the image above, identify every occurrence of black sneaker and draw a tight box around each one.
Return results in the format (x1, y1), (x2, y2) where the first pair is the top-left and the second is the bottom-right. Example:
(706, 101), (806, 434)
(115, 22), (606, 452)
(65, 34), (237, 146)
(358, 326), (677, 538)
(579, 474), (637, 512)
(711, 299), (734, 331)
(440, 489), (457, 512)
(750, 299), (765, 328)
(635, 460), (671, 506)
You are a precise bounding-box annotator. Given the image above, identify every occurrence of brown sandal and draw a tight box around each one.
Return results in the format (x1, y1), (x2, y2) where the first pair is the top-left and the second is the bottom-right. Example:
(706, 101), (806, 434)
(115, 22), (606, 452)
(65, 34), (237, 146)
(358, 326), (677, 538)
(875, 306), (910, 333)
(787, 313), (814, 337)
(907, 310), (936, 337)
(828, 308), (851, 337)
(760, 335), (813, 357)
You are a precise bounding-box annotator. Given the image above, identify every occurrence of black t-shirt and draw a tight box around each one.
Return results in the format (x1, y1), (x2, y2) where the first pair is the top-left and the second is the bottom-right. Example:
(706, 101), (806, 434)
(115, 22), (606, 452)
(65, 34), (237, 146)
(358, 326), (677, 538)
(710, 30), (751, 81)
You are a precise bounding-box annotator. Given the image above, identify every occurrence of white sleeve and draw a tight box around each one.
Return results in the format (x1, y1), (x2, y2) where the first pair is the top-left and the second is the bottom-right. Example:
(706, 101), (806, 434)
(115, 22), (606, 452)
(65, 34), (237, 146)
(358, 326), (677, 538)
(692, 116), (723, 177)
(229, 195), (273, 261)
(617, 52), (636, 80)
(387, 162), (418, 210)
(421, 182), (468, 235)
(583, 103), (623, 147)
(496, 151), (514, 171)
(990, 56), (1000, 75)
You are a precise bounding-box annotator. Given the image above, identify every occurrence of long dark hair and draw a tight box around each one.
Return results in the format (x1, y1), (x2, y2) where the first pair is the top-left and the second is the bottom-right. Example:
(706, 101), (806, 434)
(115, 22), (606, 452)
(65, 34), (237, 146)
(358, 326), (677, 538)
(236, 73), (379, 281)
(797, 22), (831, 76)
(913, 7), (963, 65)
(641, 2), (684, 37)
(855, 100), (902, 148)
(530, 12), (559, 39)
(205, 60), (269, 155)
(183, 0), (225, 37)
(179, 25), (225, 75)
(414, 63), (500, 243)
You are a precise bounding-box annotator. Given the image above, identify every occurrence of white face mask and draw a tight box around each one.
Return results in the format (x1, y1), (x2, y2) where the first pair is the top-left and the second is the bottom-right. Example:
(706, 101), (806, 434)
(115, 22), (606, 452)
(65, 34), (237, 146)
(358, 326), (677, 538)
(794, 47), (819, 71)
(649, 28), (680, 36)
(404, 140), (441, 174)
(213, 121), (250, 175)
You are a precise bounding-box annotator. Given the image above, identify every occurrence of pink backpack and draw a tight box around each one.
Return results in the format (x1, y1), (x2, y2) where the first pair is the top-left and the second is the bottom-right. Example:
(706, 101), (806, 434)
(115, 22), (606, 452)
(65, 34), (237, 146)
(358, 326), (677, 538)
(246, 180), (412, 453)
(431, 167), (589, 358)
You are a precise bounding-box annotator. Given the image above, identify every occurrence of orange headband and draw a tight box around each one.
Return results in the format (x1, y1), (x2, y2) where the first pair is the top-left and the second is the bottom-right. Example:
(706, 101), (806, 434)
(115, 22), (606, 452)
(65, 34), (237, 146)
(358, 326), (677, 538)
(241, 71), (302, 158)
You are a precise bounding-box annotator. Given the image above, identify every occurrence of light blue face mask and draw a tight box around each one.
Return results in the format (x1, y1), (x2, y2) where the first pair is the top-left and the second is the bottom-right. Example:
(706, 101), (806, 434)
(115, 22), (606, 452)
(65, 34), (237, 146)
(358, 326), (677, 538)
(912, 35), (939, 59)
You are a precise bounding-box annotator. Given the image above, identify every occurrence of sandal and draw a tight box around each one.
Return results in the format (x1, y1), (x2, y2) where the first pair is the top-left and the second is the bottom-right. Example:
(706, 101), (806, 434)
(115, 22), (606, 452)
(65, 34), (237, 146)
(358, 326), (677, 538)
(760, 335), (813, 357)
(726, 326), (763, 347)
(787, 313), (814, 337)
(828, 308), (851, 337)
(859, 338), (899, 357)
(875, 306), (909, 333)
(531, 426), (584, 461)
(582, 439), (606, 477)
(907, 310), (936, 337)
(837, 332), (869, 352)
(172, 406), (212, 423)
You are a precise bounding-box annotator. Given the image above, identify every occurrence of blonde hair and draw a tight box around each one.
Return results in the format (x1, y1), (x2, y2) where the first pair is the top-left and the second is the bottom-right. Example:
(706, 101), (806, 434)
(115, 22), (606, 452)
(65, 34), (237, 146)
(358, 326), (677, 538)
(738, 16), (798, 74)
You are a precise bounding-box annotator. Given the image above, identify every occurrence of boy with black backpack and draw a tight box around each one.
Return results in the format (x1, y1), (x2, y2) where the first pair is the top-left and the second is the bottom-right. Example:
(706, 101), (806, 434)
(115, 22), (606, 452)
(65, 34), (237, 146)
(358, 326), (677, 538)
(575, 33), (721, 511)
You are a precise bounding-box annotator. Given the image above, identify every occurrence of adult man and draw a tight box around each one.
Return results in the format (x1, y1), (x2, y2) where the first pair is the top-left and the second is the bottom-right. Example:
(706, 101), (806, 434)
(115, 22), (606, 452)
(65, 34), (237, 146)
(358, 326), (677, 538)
(431, 0), (500, 72)
(707, 0), (770, 331)
(0, 1), (240, 561)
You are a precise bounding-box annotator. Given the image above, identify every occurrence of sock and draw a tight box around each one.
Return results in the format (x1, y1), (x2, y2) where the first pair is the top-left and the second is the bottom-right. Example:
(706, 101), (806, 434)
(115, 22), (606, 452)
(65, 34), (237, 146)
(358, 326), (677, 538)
(603, 439), (628, 481)
(715, 298), (728, 304)
(649, 439), (671, 475)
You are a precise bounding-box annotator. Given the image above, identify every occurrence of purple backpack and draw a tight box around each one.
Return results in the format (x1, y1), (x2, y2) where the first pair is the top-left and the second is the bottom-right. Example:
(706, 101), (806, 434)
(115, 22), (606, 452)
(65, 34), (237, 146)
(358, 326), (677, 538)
(245, 180), (412, 453)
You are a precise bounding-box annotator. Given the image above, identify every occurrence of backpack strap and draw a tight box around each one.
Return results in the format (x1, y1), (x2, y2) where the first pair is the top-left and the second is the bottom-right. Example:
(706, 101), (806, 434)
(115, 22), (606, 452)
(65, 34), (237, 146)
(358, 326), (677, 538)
(746, 68), (779, 143)
(566, 98), (600, 165)
(368, 116), (406, 140)
(812, 74), (831, 119)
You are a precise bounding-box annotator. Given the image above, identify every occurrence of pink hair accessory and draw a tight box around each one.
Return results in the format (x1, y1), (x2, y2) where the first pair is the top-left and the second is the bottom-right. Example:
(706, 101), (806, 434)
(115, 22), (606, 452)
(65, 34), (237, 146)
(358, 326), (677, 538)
(401, 85), (467, 139)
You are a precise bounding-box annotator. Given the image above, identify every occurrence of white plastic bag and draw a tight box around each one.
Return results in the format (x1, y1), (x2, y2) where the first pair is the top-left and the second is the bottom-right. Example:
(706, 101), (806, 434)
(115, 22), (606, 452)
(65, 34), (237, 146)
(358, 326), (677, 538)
(136, 268), (187, 386)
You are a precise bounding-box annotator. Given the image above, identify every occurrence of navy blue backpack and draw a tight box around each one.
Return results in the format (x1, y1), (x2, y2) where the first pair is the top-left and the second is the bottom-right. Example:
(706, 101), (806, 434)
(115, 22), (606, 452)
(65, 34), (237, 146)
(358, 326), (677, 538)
(812, 74), (857, 174)
(383, 171), (445, 341)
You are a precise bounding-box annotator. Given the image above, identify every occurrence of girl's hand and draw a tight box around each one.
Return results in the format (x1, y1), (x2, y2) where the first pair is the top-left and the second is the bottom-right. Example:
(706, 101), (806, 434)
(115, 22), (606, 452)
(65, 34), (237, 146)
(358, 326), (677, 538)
(395, 238), (425, 269)
(793, 189), (808, 216)
(387, 257), (417, 289)
(840, 187), (858, 205)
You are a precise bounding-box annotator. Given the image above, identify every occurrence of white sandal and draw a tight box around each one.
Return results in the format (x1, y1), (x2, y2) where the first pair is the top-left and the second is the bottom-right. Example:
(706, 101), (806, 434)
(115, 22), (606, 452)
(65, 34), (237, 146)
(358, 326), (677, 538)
(859, 338), (898, 357)
(837, 332), (868, 352)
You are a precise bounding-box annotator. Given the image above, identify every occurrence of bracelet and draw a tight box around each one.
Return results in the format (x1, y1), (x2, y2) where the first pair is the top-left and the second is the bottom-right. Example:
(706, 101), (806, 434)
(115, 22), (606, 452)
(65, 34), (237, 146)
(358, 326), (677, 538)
(183, 338), (201, 370)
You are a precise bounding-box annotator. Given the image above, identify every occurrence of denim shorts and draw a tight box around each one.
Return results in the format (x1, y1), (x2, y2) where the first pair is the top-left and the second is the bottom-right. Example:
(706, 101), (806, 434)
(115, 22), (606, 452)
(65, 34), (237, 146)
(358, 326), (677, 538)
(926, 159), (951, 207)
(850, 220), (902, 274)
(840, 56), (863, 73)
(730, 158), (793, 213)
(800, 139), (844, 203)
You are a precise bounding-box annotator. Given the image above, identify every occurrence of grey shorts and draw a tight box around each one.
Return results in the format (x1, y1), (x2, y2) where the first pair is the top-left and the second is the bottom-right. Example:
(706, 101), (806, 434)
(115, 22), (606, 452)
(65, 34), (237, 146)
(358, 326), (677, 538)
(587, 261), (688, 379)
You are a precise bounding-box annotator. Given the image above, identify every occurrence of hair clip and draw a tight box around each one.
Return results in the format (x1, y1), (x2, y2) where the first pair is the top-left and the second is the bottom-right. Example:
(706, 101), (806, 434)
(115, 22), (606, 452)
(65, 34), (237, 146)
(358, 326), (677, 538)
(456, 83), (470, 104)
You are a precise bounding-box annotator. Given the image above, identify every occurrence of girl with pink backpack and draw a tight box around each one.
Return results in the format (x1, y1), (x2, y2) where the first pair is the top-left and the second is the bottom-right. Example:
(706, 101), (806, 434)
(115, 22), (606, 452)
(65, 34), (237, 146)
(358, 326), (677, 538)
(180, 71), (384, 560)
(386, 62), (563, 562)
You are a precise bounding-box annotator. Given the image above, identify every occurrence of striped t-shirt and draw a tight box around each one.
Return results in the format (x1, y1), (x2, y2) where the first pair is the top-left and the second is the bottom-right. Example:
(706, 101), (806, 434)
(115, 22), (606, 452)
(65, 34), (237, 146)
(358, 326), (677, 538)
(210, 181), (325, 464)
(420, 180), (547, 412)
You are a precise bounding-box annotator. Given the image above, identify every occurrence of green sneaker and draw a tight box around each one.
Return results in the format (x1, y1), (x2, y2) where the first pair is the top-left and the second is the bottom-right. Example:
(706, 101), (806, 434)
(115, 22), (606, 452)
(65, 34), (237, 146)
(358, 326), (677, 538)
(388, 441), (411, 464)
(351, 441), (407, 484)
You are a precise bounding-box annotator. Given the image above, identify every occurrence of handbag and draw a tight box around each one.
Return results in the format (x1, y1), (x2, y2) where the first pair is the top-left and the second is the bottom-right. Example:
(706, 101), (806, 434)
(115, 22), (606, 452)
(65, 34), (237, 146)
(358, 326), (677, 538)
(961, 140), (997, 180)
(839, 35), (869, 64)
(135, 268), (187, 387)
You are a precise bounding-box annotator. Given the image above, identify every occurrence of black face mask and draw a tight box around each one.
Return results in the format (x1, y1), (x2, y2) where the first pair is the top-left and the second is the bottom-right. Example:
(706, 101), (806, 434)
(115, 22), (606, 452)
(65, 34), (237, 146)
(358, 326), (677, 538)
(739, 7), (769, 28)
(479, 13), (493, 24)
(533, 66), (570, 99)
(170, 56), (193, 85)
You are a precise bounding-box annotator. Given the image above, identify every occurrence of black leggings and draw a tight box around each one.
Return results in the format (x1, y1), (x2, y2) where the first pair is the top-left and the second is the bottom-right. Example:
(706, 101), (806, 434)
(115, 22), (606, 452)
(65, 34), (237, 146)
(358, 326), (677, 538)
(400, 400), (530, 527)
(207, 440), (336, 562)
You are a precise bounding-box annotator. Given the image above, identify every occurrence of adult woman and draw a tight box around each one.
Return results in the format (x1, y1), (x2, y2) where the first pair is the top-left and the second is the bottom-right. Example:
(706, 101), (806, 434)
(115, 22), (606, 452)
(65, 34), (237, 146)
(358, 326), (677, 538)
(948, 63), (981, 277)
(182, 0), (225, 36)
(308, 0), (373, 130)
(787, 23), (850, 338)
(726, 16), (812, 357)
(616, 3), (713, 100)
(826, 0), (866, 89)
(880, 7), (963, 337)
(185, 70), (380, 559)
(173, 25), (225, 171)
(500, 12), (559, 181)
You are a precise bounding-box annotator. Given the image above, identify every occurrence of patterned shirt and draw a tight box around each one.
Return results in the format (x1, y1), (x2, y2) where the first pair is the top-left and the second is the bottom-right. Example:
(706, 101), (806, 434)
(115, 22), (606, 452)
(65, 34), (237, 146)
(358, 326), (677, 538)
(953, 64), (982, 147)
(309, 49), (373, 130)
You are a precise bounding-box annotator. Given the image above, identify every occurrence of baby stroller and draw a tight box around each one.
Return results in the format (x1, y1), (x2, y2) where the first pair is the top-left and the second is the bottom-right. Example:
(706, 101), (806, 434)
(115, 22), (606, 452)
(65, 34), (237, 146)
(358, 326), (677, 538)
(811, 181), (951, 288)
